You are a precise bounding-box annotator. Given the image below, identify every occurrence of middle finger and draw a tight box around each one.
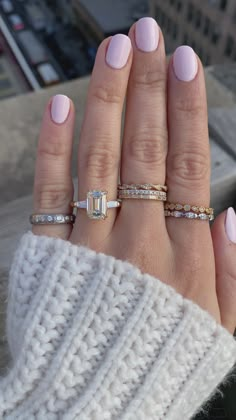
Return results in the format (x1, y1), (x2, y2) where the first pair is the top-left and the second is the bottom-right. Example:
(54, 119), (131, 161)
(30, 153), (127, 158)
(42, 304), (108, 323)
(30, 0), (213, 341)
(121, 18), (168, 222)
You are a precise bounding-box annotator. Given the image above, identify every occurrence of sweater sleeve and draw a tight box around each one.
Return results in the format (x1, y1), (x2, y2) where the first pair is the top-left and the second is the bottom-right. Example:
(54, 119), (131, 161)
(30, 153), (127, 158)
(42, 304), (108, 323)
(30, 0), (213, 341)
(0, 231), (235, 420)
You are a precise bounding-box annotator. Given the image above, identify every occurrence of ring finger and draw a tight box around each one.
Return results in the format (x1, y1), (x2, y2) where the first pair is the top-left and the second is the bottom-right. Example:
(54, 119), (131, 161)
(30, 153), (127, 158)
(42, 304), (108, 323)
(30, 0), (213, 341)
(166, 47), (211, 243)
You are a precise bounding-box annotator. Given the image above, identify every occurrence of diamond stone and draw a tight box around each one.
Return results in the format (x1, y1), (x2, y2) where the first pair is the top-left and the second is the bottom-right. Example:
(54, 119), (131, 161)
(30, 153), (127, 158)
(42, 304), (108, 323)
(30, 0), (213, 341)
(173, 211), (183, 218)
(185, 212), (198, 219)
(87, 191), (107, 220)
(199, 213), (208, 220)
(47, 216), (53, 222)
(184, 205), (191, 211)
(175, 204), (182, 210)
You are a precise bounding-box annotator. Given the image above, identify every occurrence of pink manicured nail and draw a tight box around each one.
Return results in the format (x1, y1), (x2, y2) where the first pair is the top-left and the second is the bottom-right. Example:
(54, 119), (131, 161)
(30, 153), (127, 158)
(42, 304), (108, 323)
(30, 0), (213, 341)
(106, 34), (131, 69)
(173, 46), (198, 82)
(51, 94), (70, 124)
(225, 207), (236, 244)
(135, 17), (159, 52)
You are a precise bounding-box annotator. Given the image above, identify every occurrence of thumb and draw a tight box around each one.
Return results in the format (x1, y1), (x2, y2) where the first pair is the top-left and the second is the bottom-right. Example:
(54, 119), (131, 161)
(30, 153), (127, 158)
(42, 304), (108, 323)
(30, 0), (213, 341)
(211, 207), (236, 334)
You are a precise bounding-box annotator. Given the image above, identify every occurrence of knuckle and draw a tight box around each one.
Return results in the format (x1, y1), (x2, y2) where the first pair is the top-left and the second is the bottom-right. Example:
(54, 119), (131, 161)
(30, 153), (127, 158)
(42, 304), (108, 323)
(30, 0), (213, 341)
(174, 96), (205, 120)
(91, 83), (122, 106)
(127, 131), (167, 166)
(169, 147), (209, 184)
(132, 68), (166, 91)
(82, 142), (118, 180)
(38, 135), (67, 159)
(34, 182), (73, 211)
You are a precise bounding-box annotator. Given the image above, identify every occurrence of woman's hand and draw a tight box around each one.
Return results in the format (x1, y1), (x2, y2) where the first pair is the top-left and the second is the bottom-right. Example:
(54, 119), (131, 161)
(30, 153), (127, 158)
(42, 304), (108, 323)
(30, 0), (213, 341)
(32, 18), (236, 333)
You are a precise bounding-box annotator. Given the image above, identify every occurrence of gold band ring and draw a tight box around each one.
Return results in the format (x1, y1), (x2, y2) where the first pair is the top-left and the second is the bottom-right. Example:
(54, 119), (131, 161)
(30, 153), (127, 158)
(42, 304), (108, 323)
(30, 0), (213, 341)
(164, 202), (214, 215)
(118, 183), (167, 192)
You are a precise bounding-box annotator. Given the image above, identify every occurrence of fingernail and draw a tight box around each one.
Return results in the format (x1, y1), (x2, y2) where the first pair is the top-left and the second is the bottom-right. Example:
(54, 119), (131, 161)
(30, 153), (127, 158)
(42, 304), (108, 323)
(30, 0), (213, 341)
(106, 34), (131, 69)
(51, 94), (70, 124)
(135, 17), (159, 52)
(225, 207), (236, 244)
(173, 46), (198, 82)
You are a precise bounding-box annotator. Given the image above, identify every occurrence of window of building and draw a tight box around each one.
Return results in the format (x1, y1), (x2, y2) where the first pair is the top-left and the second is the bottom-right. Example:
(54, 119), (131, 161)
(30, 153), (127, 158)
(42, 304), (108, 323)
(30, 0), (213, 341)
(183, 33), (189, 45)
(225, 35), (234, 56)
(198, 46), (203, 60)
(205, 54), (211, 66)
(195, 10), (202, 28)
(155, 5), (160, 21)
(160, 11), (167, 28)
(166, 17), (171, 34)
(177, 1), (182, 12)
(173, 23), (178, 39)
(211, 25), (221, 44)
(203, 17), (210, 36)
(233, 9), (236, 23)
(187, 3), (194, 22)
(220, 0), (228, 10)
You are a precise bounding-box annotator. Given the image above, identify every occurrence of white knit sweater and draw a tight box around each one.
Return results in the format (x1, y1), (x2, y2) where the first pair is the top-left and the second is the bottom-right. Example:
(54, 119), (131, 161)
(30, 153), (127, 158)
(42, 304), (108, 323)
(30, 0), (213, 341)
(0, 231), (235, 420)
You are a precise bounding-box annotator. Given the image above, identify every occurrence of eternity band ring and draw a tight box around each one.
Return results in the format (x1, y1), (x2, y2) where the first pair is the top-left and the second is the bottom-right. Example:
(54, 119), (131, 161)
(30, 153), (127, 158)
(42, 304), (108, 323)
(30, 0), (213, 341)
(71, 191), (121, 220)
(30, 214), (75, 225)
(118, 189), (167, 201)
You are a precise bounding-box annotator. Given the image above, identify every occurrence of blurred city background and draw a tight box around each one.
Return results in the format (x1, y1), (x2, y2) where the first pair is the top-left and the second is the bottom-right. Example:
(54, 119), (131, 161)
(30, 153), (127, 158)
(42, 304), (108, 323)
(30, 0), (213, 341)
(0, 2), (235, 420)
(0, 0), (236, 99)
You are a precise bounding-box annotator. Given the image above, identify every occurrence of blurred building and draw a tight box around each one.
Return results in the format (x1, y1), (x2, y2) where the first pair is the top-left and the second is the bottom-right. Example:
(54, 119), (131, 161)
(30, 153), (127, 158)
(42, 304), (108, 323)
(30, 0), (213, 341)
(72, 0), (148, 46)
(150, 0), (236, 65)
(0, 31), (30, 99)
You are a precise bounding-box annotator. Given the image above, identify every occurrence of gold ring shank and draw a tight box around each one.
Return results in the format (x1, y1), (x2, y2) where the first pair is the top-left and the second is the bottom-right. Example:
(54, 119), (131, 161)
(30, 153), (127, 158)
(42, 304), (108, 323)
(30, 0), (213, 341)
(118, 183), (167, 192)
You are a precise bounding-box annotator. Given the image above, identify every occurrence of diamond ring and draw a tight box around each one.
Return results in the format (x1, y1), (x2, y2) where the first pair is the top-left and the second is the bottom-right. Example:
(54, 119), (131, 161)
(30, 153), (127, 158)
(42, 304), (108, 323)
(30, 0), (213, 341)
(71, 191), (121, 220)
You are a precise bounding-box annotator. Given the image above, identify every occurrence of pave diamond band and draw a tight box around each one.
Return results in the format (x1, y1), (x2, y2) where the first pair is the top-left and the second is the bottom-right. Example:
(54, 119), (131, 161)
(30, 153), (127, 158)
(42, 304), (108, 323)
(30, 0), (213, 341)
(165, 210), (214, 221)
(71, 191), (121, 220)
(30, 214), (75, 225)
(118, 189), (167, 201)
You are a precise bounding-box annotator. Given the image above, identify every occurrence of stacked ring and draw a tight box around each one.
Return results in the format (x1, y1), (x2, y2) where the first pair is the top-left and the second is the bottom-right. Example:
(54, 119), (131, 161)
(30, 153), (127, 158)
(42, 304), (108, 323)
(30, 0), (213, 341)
(165, 202), (214, 215)
(165, 210), (214, 221)
(164, 202), (214, 221)
(118, 183), (167, 201)
(118, 183), (168, 192)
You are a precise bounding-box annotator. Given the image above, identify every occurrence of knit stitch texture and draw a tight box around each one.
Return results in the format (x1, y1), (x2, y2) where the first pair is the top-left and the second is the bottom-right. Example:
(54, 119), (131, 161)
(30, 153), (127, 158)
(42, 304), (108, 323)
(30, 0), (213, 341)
(0, 231), (235, 419)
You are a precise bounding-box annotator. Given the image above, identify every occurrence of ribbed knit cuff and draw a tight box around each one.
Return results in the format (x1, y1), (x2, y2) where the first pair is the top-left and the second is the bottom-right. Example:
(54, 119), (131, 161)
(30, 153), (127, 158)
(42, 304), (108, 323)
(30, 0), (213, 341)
(1, 231), (235, 420)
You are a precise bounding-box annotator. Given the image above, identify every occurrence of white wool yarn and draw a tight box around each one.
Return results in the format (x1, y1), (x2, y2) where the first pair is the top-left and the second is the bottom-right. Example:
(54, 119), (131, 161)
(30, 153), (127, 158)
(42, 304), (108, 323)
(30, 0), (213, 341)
(0, 231), (235, 419)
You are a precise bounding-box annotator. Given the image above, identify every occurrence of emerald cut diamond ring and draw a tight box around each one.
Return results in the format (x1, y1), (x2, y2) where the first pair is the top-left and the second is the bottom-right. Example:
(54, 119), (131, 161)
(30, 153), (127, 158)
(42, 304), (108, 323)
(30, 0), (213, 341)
(71, 191), (121, 220)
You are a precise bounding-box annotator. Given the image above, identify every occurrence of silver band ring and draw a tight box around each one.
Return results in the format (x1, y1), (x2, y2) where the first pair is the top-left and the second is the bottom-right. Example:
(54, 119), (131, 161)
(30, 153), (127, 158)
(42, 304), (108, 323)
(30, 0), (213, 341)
(71, 191), (121, 220)
(165, 210), (214, 221)
(30, 214), (75, 225)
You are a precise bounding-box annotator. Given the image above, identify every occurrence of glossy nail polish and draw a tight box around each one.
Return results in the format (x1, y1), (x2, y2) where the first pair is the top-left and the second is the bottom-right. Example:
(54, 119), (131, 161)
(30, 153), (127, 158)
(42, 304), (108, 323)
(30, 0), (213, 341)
(135, 17), (159, 52)
(51, 94), (70, 124)
(106, 34), (131, 69)
(173, 46), (198, 82)
(225, 207), (236, 244)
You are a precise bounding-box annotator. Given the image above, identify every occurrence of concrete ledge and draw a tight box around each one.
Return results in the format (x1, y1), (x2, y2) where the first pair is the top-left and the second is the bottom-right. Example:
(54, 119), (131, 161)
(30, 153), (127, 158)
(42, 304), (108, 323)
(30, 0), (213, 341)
(0, 76), (89, 204)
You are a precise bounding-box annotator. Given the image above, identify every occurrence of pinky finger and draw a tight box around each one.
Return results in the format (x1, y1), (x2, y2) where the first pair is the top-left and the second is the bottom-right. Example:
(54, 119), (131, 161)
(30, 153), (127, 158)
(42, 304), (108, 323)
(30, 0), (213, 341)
(211, 208), (236, 334)
(32, 94), (75, 240)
